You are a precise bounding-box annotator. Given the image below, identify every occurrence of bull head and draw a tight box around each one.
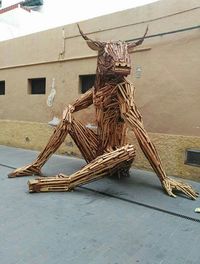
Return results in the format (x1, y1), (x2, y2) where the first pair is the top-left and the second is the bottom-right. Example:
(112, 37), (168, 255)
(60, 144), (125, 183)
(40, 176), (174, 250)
(78, 24), (148, 77)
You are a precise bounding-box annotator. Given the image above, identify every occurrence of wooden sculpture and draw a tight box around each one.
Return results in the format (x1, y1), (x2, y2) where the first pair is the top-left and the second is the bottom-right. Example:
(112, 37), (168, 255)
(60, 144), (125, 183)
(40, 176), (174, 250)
(8, 25), (198, 199)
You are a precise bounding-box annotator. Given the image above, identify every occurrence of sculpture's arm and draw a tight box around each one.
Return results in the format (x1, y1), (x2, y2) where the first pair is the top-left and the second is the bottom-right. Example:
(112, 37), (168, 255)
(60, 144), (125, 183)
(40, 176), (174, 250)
(117, 82), (166, 182)
(62, 87), (94, 122)
(72, 87), (94, 112)
(117, 82), (198, 199)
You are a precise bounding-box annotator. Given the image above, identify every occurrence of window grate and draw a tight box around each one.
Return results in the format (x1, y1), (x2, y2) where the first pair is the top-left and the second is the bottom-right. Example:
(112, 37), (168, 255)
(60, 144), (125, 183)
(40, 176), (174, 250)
(185, 149), (200, 167)
(79, 74), (96, 93)
(0, 81), (5, 95)
(28, 78), (46, 94)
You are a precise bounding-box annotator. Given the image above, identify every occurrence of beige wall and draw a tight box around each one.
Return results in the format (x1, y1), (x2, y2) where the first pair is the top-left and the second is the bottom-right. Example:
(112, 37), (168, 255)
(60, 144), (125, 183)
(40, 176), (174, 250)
(0, 0), (200, 179)
(0, 0), (199, 135)
(0, 120), (200, 181)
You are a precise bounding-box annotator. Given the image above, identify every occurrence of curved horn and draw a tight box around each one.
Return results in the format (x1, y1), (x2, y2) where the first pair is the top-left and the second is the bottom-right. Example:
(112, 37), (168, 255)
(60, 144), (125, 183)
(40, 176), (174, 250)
(128, 26), (149, 51)
(77, 24), (103, 51)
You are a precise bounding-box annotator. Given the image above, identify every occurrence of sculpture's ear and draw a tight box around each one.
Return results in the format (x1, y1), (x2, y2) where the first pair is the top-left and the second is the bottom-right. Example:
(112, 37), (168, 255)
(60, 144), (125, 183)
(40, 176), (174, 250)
(127, 26), (148, 52)
(77, 24), (103, 51)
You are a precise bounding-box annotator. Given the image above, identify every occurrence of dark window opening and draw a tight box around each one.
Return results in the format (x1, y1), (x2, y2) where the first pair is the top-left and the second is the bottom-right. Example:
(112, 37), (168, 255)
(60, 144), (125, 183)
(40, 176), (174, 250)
(0, 81), (5, 95)
(185, 149), (200, 167)
(28, 78), (46, 94)
(79, 74), (96, 93)
(22, 0), (43, 7)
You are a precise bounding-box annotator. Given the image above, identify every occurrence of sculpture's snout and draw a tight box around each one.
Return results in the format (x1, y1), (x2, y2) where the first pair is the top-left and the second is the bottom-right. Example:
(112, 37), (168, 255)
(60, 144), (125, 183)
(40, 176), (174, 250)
(114, 62), (131, 75)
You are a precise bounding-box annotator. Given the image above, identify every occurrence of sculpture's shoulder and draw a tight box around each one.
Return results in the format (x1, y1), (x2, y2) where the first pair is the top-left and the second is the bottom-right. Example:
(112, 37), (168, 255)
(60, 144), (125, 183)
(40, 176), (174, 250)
(117, 78), (134, 88)
(116, 79), (135, 98)
(93, 83), (116, 96)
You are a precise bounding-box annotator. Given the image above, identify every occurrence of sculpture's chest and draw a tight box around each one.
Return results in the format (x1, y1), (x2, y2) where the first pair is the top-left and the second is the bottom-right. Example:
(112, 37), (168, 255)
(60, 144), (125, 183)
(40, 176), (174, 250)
(93, 84), (127, 149)
(93, 85), (119, 111)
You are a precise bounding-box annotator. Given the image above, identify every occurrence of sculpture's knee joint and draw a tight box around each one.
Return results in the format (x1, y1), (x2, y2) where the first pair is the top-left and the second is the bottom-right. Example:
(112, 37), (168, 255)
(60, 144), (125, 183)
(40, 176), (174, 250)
(62, 104), (75, 123)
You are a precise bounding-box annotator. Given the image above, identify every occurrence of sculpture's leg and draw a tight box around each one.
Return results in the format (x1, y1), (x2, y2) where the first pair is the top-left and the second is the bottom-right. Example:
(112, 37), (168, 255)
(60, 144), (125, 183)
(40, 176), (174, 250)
(118, 82), (198, 199)
(8, 120), (70, 178)
(28, 144), (135, 192)
(68, 119), (99, 163)
(8, 117), (99, 178)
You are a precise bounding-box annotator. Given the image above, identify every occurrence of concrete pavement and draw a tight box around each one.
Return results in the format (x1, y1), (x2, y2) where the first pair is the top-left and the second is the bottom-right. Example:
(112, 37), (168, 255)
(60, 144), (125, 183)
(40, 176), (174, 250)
(0, 145), (200, 264)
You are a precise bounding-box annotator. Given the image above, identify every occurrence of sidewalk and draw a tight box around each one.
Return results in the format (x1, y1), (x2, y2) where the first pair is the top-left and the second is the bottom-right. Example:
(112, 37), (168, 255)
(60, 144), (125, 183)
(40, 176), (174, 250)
(0, 145), (200, 264)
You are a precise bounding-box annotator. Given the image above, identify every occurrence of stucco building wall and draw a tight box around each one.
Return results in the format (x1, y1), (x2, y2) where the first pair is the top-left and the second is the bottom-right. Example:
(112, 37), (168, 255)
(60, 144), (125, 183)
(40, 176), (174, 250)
(0, 0), (200, 179)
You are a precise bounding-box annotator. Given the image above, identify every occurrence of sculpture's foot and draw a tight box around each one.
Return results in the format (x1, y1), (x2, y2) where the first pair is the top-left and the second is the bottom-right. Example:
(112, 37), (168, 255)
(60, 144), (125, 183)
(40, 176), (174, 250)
(28, 174), (71, 193)
(162, 177), (198, 200)
(8, 164), (41, 178)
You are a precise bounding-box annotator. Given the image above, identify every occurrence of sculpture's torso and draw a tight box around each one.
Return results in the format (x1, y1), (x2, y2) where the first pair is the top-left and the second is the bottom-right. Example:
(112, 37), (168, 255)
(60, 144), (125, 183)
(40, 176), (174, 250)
(93, 82), (128, 152)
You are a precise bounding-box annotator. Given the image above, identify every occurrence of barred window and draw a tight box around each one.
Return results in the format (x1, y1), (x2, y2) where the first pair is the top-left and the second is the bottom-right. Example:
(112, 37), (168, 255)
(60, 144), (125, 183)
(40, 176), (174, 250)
(28, 78), (46, 94)
(79, 74), (95, 93)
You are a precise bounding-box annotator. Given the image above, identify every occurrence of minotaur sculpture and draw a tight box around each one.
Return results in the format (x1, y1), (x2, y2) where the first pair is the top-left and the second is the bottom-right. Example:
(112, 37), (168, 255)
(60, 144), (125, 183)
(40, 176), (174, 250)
(8, 25), (198, 199)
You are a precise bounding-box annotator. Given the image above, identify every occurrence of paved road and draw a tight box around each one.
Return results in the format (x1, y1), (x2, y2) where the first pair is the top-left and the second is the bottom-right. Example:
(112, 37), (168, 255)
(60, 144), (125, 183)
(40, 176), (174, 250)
(0, 145), (200, 264)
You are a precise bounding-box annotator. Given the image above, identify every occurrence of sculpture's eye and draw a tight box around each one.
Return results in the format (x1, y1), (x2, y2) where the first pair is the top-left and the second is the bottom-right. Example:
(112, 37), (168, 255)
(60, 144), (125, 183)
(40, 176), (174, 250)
(103, 52), (113, 62)
(107, 54), (113, 61)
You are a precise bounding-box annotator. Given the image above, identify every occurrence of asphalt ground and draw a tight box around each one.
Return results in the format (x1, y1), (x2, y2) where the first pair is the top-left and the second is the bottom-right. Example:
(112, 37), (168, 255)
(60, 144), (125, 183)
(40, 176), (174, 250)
(0, 145), (200, 264)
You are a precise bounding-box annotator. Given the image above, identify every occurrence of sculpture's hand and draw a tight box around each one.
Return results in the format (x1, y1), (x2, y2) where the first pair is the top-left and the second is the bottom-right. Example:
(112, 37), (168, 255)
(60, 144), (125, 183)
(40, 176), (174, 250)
(162, 177), (198, 200)
(62, 104), (75, 123)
